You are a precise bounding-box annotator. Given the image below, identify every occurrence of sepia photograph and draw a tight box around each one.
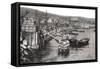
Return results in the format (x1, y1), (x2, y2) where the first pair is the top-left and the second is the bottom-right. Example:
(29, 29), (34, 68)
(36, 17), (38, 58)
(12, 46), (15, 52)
(19, 5), (96, 64)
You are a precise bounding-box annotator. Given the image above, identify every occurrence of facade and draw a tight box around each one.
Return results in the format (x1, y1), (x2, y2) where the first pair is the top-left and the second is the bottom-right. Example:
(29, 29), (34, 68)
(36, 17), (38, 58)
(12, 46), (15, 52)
(21, 17), (39, 48)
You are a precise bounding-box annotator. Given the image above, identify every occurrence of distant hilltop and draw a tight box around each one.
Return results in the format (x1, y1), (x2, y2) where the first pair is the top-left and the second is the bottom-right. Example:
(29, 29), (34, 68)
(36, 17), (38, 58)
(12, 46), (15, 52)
(20, 7), (95, 25)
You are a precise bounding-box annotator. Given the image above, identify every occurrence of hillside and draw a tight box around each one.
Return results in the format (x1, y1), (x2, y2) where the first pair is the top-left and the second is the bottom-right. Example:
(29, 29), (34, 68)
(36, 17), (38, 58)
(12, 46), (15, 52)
(20, 7), (95, 25)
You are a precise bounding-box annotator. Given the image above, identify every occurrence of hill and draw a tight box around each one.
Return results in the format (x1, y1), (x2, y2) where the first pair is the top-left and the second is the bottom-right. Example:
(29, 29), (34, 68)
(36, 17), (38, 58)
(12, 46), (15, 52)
(20, 7), (95, 26)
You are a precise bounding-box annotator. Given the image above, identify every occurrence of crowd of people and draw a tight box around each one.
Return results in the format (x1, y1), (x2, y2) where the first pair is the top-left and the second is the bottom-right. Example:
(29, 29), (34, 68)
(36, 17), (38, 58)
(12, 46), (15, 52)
(19, 16), (78, 63)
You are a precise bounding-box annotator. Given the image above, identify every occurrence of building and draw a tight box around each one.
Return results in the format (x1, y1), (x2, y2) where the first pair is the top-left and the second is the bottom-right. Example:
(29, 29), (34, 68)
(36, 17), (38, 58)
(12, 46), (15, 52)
(21, 17), (39, 49)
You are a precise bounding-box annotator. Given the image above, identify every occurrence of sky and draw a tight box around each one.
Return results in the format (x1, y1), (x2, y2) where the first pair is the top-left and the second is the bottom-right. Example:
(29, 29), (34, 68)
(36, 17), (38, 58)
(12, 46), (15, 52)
(21, 5), (95, 18)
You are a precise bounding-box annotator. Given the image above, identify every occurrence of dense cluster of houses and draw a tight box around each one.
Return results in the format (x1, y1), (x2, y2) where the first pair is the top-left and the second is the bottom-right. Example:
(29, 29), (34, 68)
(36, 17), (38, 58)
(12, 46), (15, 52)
(20, 15), (95, 50)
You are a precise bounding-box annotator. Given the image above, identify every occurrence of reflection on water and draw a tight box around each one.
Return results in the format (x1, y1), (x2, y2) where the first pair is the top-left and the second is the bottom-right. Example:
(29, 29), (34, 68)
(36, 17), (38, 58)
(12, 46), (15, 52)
(41, 29), (95, 62)
(20, 29), (95, 64)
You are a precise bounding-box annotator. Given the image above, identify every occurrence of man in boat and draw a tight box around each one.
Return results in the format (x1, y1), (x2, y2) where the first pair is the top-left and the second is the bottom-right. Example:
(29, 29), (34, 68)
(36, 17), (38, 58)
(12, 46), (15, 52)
(58, 34), (70, 57)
